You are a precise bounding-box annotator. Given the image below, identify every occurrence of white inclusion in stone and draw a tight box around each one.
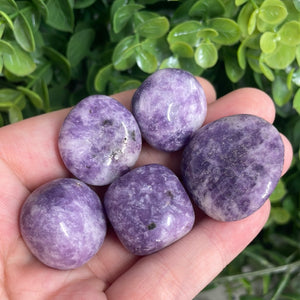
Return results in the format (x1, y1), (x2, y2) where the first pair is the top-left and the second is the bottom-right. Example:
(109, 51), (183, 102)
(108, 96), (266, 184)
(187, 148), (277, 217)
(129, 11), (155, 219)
(167, 102), (174, 122)
(59, 222), (70, 238)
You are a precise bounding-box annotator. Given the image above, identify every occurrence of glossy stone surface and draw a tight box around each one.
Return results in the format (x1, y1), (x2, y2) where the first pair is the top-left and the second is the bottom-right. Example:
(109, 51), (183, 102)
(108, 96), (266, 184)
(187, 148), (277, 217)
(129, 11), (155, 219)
(20, 178), (107, 270)
(59, 95), (142, 186)
(104, 164), (195, 255)
(132, 68), (207, 152)
(181, 114), (284, 222)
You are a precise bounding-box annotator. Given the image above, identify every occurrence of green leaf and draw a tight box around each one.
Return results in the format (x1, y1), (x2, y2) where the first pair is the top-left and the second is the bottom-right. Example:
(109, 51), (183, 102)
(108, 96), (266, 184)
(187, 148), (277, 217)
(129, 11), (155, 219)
(74, 0), (97, 9)
(112, 35), (138, 71)
(170, 41), (194, 58)
(260, 32), (277, 54)
(160, 56), (180, 69)
(235, 0), (248, 5)
(135, 16), (169, 39)
(0, 88), (23, 109)
(14, 12), (36, 52)
(223, 48), (245, 83)
(259, 59), (275, 81)
(294, 0), (300, 11)
(3, 43), (36, 76)
(286, 68), (294, 90)
(67, 28), (95, 67)
(247, 49), (261, 74)
(141, 38), (170, 64)
(293, 88), (300, 114)
(43, 46), (71, 85)
(32, 0), (49, 18)
(118, 79), (141, 92)
(0, 10), (14, 30)
(94, 64), (114, 93)
(270, 179), (286, 203)
(33, 79), (50, 112)
(272, 73), (294, 106)
(136, 46), (157, 73)
(248, 9), (259, 35)
(0, 23), (5, 38)
(46, 0), (74, 32)
(258, 0), (288, 25)
(189, 0), (225, 18)
(263, 43), (296, 69)
(113, 4), (144, 33)
(179, 57), (203, 76)
(197, 28), (218, 39)
(0, 57), (3, 73)
(209, 18), (241, 45)
(0, 40), (14, 55)
(8, 105), (23, 123)
(17, 86), (44, 109)
(278, 21), (300, 46)
(237, 2), (254, 37)
(195, 41), (218, 68)
(167, 20), (202, 47)
(296, 45), (300, 65)
(133, 11), (159, 27)
(270, 207), (291, 225)
(0, 0), (18, 14)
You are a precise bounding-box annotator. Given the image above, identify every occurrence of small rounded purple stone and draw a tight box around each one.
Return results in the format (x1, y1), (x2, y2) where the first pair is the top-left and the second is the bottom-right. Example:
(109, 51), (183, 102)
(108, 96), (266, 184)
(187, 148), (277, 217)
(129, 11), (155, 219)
(132, 68), (207, 152)
(58, 95), (142, 186)
(104, 164), (195, 255)
(181, 114), (284, 222)
(20, 178), (107, 270)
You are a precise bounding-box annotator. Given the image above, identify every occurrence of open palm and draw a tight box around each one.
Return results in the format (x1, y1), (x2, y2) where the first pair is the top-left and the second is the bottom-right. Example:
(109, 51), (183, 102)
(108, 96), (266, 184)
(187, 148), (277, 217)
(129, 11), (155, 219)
(0, 78), (292, 300)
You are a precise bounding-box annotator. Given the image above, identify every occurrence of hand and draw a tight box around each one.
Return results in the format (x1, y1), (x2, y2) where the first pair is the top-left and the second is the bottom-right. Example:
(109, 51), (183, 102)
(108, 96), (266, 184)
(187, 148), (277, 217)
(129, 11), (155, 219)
(0, 78), (293, 300)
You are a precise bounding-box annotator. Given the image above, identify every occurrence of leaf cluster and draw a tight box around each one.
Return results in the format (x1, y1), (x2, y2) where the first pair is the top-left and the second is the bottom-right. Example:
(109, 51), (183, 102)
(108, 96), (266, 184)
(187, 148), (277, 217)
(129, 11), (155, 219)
(0, 1), (299, 298)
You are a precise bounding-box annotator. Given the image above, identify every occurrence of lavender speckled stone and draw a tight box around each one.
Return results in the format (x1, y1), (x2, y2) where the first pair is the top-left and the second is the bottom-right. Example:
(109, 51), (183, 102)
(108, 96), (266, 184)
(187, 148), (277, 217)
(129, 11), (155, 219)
(104, 164), (195, 255)
(132, 68), (207, 152)
(20, 178), (107, 270)
(181, 114), (284, 222)
(58, 95), (142, 186)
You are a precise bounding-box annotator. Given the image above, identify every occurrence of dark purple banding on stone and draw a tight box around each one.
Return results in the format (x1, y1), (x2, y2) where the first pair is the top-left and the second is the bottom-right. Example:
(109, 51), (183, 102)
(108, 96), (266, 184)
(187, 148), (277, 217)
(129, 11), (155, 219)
(132, 68), (207, 152)
(58, 95), (142, 186)
(104, 164), (195, 255)
(20, 178), (107, 270)
(181, 114), (284, 222)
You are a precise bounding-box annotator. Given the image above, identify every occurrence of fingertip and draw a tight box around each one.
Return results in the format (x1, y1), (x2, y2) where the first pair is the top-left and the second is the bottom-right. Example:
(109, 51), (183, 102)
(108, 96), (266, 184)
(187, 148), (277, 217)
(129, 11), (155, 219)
(205, 87), (276, 125)
(196, 77), (217, 104)
(280, 133), (293, 176)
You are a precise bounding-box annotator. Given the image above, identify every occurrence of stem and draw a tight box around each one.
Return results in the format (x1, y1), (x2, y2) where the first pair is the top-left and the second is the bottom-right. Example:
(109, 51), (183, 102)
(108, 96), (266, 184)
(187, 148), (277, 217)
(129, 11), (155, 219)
(270, 270), (291, 300)
(215, 260), (300, 283)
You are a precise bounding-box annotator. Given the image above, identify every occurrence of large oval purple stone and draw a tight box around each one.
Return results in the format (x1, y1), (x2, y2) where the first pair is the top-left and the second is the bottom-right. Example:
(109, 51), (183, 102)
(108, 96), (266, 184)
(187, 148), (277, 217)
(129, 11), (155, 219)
(58, 95), (142, 186)
(104, 164), (195, 255)
(132, 68), (207, 152)
(181, 114), (284, 222)
(20, 178), (107, 270)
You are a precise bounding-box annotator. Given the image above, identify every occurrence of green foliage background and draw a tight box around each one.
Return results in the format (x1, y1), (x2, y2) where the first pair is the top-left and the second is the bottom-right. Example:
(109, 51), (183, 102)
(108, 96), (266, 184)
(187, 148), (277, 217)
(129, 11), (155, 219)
(0, 0), (299, 298)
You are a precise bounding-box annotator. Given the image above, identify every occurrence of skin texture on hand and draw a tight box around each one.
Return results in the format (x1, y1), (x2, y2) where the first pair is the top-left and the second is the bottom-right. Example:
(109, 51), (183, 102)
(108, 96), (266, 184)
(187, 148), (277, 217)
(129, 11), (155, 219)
(0, 77), (293, 300)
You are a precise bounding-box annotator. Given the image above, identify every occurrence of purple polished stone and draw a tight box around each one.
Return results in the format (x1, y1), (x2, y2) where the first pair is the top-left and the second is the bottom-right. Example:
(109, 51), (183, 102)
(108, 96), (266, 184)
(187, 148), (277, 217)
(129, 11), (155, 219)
(104, 164), (195, 255)
(58, 95), (142, 186)
(132, 68), (207, 152)
(20, 178), (107, 270)
(181, 114), (284, 222)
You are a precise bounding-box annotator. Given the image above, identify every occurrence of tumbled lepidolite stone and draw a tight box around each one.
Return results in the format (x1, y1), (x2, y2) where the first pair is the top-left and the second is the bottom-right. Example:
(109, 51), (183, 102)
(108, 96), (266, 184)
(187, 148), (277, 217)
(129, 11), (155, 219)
(104, 164), (195, 255)
(181, 114), (284, 222)
(20, 178), (107, 270)
(58, 95), (142, 186)
(132, 68), (207, 152)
